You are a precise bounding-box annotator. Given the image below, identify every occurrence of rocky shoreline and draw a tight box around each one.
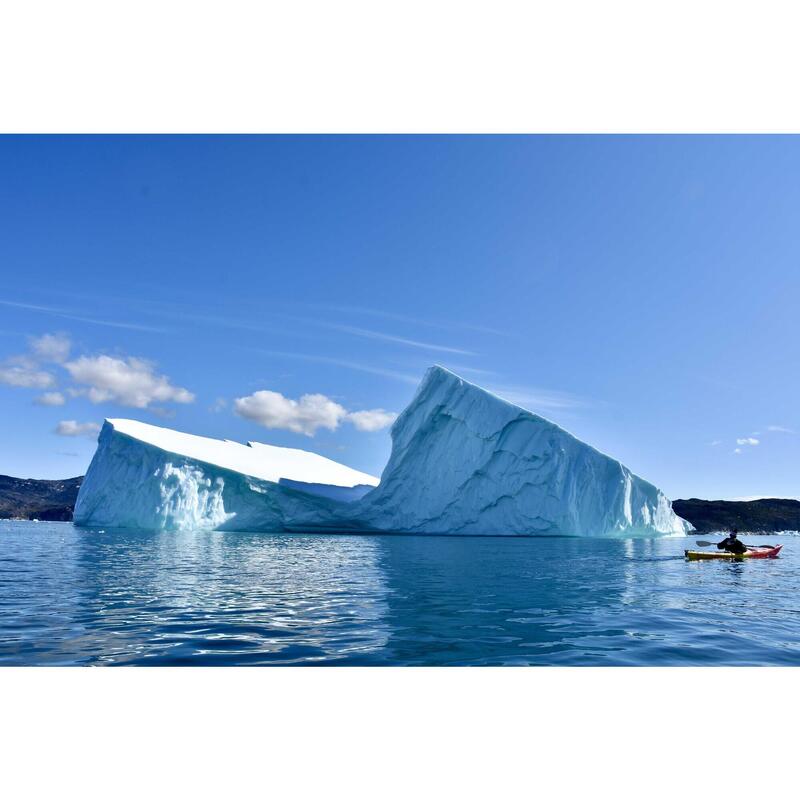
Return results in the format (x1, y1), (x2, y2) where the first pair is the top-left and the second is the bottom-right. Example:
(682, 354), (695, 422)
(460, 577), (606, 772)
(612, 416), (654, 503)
(0, 475), (82, 522)
(673, 498), (800, 534)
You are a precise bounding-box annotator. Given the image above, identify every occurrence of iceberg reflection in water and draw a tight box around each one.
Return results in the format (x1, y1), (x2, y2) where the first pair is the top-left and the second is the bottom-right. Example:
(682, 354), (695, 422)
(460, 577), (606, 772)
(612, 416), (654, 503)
(0, 523), (390, 665)
(1, 522), (800, 666)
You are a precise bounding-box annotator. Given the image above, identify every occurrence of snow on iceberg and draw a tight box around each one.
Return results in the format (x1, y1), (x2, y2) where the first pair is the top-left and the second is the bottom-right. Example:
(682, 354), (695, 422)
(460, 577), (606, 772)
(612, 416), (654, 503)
(352, 366), (690, 537)
(74, 368), (689, 537)
(73, 419), (378, 531)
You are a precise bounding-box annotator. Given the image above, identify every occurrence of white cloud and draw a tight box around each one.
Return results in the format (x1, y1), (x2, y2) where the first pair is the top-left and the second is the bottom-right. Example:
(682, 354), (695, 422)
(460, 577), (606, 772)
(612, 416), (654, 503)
(29, 332), (71, 363)
(733, 448), (742, 454)
(234, 390), (347, 436)
(0, 335), (65, 389)
(234, 389), (398, 437)
(347, 409), (398, 432)
(0, 356), (56, 389)
(767, 425), (795, 434)
(210, 397), (228, 413)
(736, 437), (759, 446)
(55, 420), (101, 438)
(64, 355), (195, 408)
(35, 391), (66, 406)
(709, 440), (721, 446)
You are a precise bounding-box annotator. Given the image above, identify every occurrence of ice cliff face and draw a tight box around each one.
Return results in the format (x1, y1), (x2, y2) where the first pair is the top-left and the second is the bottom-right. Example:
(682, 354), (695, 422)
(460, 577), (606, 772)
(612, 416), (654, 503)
(73, 419), (378, 531)
(74, 369), (689, 537)
(353, 367), (689, 537)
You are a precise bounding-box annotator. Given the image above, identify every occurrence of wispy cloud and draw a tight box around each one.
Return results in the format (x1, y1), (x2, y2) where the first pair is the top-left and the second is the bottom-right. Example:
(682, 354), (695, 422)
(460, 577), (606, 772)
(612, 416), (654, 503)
(0, 337), (60, 390)
(733, 436), (759, 455)
(55, 420), (101, 438)
(484, 383), (588, 411)
(302, 321), (476, 356)
(0, 300), (167, 333)
(767, 425), (795, 434)
(177, 311), (274, 333)
(435, 363), (496, 378)
(0, 356), (56, 389)
(310, 304), (511, 337)
(149, 406), (177, 420)
(252, 350), (419, 385)
(709, 440), (722, 446)
(35, 391), (66, 406)
(29, 332), (71, 363)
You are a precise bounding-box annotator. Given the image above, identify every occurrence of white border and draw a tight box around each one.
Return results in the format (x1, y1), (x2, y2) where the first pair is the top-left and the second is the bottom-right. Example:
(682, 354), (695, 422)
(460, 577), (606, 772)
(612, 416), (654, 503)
(2, 1), (800, 132)
(2, 667), (797, 797)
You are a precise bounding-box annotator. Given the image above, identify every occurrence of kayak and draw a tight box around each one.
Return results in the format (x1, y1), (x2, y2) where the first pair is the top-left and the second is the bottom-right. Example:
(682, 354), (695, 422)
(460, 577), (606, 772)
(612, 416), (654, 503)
(685, 544), (783, 561)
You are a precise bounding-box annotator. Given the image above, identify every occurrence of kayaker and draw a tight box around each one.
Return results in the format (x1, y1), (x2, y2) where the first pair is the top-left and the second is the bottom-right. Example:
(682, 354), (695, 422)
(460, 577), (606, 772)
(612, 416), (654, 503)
(717, 529), (748, 555)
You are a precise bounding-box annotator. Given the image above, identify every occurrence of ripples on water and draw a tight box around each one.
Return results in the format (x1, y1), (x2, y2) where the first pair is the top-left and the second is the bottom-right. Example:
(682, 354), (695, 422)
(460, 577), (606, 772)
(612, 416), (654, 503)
(1, 521), (799, 665)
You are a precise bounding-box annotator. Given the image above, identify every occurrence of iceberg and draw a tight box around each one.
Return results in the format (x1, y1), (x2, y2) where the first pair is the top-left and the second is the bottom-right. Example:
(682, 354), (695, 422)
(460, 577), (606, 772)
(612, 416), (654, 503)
(352, 366), (689, 537)
(74, 367), (689, 537)
(73, 419), (378, 531)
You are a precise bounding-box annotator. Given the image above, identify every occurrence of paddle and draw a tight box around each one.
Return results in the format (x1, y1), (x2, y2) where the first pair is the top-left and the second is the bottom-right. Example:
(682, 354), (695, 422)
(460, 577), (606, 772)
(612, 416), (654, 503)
(695, 539), (772, 550)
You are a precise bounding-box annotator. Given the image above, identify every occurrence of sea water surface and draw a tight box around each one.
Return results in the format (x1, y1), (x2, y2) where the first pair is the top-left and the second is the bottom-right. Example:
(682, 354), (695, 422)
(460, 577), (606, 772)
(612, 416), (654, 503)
(1, 520), (799, 666)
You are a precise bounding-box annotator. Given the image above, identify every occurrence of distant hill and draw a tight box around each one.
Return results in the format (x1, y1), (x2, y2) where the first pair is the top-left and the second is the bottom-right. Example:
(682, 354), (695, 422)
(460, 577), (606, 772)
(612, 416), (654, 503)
(0, 475), (83, 521)
(673, 498), (800, 533)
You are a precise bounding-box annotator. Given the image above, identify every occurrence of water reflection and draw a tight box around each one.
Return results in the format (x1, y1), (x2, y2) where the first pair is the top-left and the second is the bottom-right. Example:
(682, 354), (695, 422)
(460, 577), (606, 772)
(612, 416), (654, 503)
(1, 524), (390, 665)
(372, 536), (630, 665)
(2, 523), (800, 665)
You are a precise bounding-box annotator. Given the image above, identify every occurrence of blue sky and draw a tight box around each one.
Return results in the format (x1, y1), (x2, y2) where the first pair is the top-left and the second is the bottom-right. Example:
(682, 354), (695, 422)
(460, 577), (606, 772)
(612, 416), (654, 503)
(1, 135), (799, 500)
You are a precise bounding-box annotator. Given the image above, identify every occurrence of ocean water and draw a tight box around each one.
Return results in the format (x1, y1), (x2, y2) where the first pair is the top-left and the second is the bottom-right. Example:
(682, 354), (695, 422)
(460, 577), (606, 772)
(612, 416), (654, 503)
(1, 520), (799, 666)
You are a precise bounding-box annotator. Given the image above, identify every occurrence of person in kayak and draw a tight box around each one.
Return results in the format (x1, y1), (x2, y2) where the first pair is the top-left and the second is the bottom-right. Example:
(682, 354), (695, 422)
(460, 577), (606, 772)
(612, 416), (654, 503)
(717, 529), (748, 555)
